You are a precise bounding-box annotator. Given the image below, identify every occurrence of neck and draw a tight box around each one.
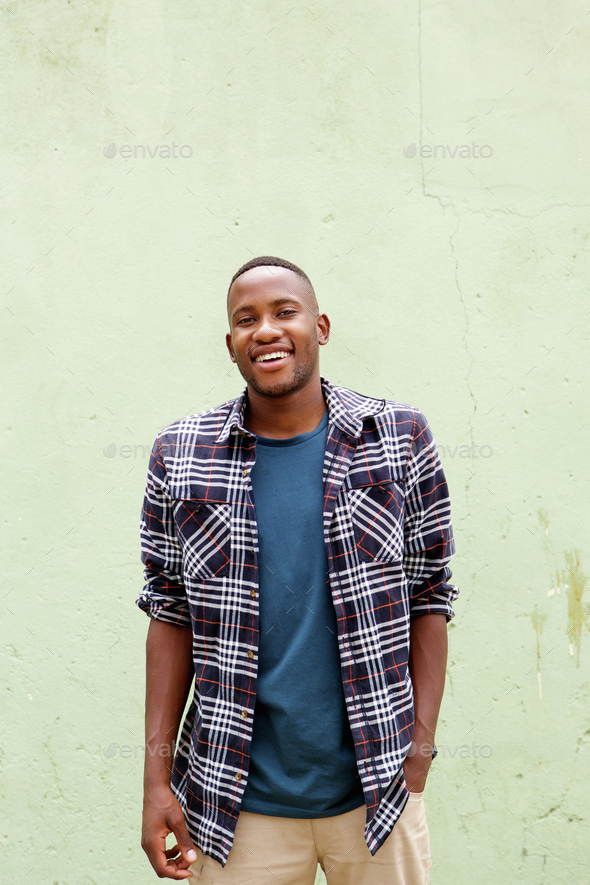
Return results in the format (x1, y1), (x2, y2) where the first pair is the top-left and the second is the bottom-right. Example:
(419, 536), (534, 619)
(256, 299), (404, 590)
(244, 375), (327, 439)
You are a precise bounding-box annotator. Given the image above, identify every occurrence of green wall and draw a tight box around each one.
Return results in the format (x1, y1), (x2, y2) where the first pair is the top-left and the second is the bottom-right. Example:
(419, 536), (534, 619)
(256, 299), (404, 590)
(2, 1), (588, 883)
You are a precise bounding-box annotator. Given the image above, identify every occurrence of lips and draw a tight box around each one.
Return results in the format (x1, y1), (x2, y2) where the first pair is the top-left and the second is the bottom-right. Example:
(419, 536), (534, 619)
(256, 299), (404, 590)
(252, 349), (293, 363)
(251, 350), (293, 370)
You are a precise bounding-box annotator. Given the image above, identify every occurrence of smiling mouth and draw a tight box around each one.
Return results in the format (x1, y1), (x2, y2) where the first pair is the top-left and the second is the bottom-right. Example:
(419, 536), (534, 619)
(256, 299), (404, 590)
(252, 351), (292, 363)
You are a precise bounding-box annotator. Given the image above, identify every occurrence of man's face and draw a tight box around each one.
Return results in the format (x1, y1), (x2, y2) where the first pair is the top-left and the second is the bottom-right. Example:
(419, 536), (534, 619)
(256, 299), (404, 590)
(226, 266), (330, 398)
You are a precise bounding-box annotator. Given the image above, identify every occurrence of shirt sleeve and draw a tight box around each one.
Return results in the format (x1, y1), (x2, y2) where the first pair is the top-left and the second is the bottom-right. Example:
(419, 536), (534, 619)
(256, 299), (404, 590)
(403, 410), (459, 620)
(136, 434), (191, 627)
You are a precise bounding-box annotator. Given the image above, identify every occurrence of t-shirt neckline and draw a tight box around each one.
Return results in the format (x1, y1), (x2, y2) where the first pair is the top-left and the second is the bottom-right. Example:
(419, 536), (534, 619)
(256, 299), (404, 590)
(255, 409), (329, 448)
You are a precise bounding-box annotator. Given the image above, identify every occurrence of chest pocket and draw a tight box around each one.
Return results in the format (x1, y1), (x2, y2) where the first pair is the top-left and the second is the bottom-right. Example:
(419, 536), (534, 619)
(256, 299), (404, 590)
(173, 498), (232, 579)
(349, 478), (405, 563)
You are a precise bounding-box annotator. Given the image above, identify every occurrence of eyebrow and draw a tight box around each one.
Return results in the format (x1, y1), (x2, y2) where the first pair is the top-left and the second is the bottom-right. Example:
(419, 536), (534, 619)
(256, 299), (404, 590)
(231, 297), (300, 322)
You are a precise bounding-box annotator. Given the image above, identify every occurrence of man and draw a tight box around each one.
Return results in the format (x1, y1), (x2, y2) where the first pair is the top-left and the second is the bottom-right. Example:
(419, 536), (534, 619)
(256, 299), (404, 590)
(137, 256), (458, 884)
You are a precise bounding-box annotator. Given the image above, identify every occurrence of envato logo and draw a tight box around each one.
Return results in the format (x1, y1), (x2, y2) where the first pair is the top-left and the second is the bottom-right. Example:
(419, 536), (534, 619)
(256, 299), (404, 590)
(410, 742), (493, 759)
(104, 739), (493, 761)
(403, 142), (493, 159)
(436, 443), (493, 459)
(103, 142), (193, 159)
(103, 742), (188, 759)
(103, 442), (150, 459)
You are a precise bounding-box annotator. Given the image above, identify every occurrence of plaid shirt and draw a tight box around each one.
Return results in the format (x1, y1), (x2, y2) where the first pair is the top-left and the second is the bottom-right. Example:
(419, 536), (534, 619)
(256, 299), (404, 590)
(137, 377), (458, 867)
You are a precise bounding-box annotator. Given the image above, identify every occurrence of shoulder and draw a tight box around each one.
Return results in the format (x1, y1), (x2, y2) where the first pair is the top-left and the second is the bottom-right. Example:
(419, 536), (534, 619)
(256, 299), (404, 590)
(376, 397), (431, 440)
(153, 397), (237, 451)
(327, 379), (430, 438)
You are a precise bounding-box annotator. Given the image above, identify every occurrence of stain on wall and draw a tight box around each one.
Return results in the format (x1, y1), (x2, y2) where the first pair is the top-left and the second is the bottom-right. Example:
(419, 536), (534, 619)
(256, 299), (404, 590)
(562, 549), (589, 667)
(531, 606), (548, 699)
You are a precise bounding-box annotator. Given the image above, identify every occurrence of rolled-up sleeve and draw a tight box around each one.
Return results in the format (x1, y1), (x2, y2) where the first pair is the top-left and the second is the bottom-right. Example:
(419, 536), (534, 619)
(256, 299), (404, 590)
(136, 435), (191, 627)
(403, 411), (459, 620)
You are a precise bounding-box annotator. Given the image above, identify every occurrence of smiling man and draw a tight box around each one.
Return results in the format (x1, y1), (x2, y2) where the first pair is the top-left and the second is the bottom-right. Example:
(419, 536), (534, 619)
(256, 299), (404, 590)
(137, 256), (459, 884)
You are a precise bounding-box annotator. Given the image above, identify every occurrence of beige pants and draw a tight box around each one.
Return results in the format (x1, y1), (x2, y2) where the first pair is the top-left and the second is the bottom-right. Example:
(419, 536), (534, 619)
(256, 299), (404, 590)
(189, 792), (431, 885)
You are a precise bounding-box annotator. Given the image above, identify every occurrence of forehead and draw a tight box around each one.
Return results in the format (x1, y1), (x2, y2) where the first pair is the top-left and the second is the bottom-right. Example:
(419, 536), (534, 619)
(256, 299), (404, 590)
(228, 266), (308, 313)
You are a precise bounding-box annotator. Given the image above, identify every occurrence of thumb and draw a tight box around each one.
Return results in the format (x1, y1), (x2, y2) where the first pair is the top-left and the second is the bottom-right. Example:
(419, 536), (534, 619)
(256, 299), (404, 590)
(173, 817), (197, 864)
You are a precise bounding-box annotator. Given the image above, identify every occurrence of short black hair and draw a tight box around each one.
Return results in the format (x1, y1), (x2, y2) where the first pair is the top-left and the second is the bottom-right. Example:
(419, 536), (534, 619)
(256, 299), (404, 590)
(227, 255), (317, 312)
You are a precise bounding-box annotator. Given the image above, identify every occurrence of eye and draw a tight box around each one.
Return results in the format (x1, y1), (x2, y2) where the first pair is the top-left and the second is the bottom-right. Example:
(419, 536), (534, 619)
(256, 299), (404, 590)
(278, 308), (297, 317)
(236, 316), (255, 325)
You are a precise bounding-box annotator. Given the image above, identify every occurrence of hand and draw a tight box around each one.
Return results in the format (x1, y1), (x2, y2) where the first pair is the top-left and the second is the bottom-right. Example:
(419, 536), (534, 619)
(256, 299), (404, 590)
(403, 741), (433, 793)
(142, 784), (197, 879)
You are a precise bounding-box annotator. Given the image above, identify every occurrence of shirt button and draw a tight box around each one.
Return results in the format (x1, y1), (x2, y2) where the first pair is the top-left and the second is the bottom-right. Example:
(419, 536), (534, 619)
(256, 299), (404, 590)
(250, 589), (256, 598)
(243, 469), (248, 478)
(241, 710), (248, 719)
(235, 772), (242, 781)
(247, 650), (254, 659)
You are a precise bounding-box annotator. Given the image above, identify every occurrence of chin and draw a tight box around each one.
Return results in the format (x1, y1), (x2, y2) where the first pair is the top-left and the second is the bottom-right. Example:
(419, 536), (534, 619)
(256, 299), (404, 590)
(252, 367), (314, 398)
(251, 378), (299, 397)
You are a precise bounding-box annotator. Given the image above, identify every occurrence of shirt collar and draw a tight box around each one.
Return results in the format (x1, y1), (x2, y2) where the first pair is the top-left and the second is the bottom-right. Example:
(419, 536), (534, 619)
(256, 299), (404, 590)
(215, 377), (386, 443)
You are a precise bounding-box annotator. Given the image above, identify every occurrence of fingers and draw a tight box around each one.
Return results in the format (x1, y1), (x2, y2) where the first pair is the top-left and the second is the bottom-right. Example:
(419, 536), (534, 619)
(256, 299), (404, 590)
(144, 838), (196, 879)
(142, 797), (198, 879)
(171, 817), (198, 867)
(149, 844), (195, 880)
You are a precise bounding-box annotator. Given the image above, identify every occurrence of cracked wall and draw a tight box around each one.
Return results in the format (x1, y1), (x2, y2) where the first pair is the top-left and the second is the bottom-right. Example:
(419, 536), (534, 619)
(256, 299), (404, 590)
(1, 1), (588, 883)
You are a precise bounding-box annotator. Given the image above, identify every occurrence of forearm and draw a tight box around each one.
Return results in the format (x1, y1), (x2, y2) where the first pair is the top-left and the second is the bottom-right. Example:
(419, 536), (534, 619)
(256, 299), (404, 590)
(403, 613), (448, 791)
(141, 619), (197, 877)
(144, 618), (194, 789)
(409, 612), (448, 751)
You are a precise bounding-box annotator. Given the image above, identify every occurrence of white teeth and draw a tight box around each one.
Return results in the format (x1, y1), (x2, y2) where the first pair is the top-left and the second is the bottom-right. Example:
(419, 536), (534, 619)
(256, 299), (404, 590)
(254, 351), (291, 362)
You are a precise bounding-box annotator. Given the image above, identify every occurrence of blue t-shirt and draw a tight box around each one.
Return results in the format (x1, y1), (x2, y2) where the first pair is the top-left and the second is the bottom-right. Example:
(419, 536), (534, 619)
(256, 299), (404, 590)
(241, 410), (364, 818)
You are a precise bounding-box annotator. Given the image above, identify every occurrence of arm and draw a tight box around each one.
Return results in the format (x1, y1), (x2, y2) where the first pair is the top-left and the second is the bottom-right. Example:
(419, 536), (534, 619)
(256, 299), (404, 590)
(403, 613), (448, 793)
(401, 411), (457, 791)
(141, 618), (197, 879)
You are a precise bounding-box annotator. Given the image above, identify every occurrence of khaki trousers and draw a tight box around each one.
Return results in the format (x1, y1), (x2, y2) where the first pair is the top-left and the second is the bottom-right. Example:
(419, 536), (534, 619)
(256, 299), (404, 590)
(189, 791), (431, 885)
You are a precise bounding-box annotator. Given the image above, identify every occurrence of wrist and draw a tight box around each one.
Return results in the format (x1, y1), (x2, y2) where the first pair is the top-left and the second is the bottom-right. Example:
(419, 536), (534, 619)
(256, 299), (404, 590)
(407, 739), (437, 760)
(143, 763), (174, 791)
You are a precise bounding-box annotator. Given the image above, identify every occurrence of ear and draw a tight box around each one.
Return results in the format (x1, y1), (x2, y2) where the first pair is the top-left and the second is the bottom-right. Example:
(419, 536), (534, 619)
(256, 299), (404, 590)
(225, 332), (237, 362)
(317, 313), (330, 346)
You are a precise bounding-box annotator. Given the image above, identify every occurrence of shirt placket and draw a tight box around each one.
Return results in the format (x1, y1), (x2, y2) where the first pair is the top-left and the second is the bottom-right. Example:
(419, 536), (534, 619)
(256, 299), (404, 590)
(322, 424), (382, 805)
(230, 428), (260, 789)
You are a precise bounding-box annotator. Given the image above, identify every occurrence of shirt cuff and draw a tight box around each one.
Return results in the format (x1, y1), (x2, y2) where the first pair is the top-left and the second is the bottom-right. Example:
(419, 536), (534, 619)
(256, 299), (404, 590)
(135, 591), (192, 628)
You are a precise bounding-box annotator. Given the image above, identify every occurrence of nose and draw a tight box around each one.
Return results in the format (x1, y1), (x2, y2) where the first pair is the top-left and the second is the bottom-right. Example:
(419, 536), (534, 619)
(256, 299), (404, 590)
(252, 317), (281, 341)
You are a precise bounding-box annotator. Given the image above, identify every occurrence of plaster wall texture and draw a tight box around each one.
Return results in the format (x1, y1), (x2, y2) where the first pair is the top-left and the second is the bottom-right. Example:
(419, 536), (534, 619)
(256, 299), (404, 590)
(1, 1), (588, 883)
